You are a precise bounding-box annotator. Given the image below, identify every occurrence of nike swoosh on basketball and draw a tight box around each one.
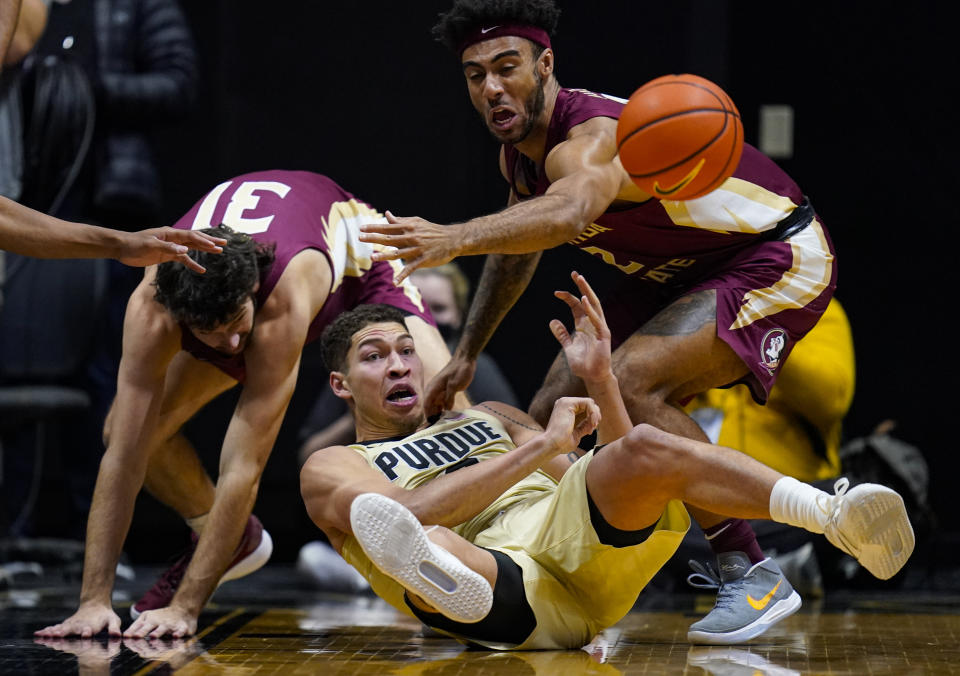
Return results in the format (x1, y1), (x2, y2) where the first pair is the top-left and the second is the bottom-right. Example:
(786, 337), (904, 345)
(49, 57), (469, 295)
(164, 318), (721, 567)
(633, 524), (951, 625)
(747, 579), (783, 610)
(480, 25), (500, 33)
(652, 159), (705, 196)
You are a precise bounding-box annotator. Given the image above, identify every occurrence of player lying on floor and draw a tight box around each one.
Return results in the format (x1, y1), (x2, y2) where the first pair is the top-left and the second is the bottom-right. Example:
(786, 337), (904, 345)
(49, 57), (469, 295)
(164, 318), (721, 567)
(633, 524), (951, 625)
(300, 272), (914, 649)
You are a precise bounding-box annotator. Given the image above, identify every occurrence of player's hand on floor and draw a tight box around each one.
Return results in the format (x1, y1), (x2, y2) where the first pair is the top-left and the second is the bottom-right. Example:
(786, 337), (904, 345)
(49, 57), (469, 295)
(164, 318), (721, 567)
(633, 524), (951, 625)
(550, 271), (613, 384)
(425, 355), (477, 416)
(34, 602), (122, 638)
(124, 606), (197, 639)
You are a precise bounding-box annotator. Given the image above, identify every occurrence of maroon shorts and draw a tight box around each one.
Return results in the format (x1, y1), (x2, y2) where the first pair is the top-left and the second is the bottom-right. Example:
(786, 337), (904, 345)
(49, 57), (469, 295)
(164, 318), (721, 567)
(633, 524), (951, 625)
(602, 219), (836, 403)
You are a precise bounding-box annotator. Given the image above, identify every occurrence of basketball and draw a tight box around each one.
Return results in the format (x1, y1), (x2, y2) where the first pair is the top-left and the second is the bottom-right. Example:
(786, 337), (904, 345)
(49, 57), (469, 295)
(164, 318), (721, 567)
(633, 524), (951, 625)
(616, 74), (743, 201)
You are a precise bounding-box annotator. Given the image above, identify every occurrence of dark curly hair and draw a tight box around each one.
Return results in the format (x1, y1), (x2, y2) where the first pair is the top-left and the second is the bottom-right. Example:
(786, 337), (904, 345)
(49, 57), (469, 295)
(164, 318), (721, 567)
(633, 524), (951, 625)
(432, 0), (561, 55)
(154, 225), (276, 331)
(320, 304), (409, 373)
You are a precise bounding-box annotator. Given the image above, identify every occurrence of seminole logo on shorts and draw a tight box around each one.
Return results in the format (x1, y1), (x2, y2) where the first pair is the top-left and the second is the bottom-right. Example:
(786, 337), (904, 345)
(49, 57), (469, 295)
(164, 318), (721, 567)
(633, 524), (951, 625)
(760, 328), (787, 375)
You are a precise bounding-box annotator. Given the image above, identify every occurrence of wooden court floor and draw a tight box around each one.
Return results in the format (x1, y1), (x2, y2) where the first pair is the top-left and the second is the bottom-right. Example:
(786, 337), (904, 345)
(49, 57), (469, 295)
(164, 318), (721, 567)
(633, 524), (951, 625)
(3, 565), (960, 674)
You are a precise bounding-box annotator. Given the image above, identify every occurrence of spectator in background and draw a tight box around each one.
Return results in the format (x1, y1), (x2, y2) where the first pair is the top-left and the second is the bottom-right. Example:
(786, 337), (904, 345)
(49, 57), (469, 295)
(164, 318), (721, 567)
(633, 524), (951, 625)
(295, 262), (519, 591)
(1, 0), (198, 539)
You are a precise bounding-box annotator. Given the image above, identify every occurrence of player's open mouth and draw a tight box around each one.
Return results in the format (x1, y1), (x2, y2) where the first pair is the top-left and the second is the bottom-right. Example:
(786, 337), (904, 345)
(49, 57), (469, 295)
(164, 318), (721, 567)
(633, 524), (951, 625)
(490, 108), (516, 130)
(386, 388), (417, 405)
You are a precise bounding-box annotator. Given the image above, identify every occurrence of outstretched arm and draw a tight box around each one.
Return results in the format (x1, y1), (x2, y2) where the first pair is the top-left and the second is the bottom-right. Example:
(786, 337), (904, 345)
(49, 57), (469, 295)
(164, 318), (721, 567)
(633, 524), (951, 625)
(357, 123), (623, 283)
(0, 196), (224, 271)
(551, 271), (632, 444)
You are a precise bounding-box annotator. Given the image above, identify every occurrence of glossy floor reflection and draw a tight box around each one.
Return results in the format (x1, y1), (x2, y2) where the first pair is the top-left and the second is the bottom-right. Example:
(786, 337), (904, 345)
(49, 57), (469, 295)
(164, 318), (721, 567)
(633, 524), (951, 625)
(3, 565), (960, 674)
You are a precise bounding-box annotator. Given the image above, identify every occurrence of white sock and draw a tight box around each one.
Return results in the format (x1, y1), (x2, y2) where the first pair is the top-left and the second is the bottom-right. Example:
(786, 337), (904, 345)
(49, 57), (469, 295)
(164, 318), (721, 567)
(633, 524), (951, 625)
(186, 512), (209, 535)
(769, 476), (830, 534)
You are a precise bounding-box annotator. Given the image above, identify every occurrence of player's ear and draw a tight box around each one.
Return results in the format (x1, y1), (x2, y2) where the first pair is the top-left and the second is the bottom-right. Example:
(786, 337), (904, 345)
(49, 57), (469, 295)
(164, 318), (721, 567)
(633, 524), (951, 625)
(538, 48), (554, 78)
(329, 371), (352, 401)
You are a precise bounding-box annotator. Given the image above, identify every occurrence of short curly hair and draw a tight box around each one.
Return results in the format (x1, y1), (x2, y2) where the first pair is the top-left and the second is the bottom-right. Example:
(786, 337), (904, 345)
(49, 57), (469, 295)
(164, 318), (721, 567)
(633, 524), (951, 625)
(431, 0), (561, 54)
(154, 225), (276, 331)
(319, 304), (410, 373)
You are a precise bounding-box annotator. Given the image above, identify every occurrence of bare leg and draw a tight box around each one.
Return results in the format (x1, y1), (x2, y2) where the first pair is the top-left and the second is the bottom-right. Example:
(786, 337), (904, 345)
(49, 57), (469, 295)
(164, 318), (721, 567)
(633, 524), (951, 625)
(585, 423), (782, 531)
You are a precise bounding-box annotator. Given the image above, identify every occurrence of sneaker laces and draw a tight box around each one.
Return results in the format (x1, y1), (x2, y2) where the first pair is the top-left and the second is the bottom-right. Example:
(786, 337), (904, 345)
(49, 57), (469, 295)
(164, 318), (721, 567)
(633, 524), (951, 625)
(686, 559), (721, 590)
(816, 477), (850, 521)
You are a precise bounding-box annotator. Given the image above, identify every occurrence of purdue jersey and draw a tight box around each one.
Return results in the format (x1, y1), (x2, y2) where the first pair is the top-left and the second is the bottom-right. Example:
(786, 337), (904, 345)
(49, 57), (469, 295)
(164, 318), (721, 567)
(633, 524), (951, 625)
(347, 408), (556, 542)
(339, 410), (690, 650)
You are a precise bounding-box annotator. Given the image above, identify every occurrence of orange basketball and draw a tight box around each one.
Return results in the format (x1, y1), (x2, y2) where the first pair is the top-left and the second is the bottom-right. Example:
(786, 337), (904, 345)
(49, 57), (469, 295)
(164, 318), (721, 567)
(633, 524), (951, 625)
(616, 74), (743, 200)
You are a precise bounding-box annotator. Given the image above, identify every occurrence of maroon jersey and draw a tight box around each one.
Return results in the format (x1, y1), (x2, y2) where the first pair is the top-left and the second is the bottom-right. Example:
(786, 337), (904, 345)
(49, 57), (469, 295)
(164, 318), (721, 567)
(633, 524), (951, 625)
(171, 170), (431, 381)
(504, 89), (836, 402)
(504, 88), (812, 289)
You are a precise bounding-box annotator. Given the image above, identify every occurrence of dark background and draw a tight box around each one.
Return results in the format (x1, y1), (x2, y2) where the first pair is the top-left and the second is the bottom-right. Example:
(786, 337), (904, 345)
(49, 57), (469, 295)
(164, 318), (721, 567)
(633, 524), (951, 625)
(81, 1), (956, 565)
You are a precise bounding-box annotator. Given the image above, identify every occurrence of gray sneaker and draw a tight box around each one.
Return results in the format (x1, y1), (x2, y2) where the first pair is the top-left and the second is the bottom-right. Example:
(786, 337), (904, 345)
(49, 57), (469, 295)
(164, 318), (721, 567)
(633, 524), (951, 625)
(687, 552), (801, 644)
(819, 478), (914, 580)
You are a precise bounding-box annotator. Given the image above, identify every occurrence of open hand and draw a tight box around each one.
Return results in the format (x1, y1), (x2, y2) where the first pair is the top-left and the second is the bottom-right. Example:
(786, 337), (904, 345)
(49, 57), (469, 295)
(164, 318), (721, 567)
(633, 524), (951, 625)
(550, 272), (613, 383)
(359, 211), (459, 284)
(117, 227), (226, 273)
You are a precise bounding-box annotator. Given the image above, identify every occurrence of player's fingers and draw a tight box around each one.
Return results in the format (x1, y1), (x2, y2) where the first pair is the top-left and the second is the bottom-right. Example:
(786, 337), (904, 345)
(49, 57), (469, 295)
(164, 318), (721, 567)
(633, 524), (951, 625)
(549, 318), (571, 347)
(107, 615), (122, 637)
(554, 290), (584, 319)
(572, 271), (604, 316)
(358, 231), (402, 247)
(180, 230), (225, 250)
(360, 219), (405, 234)
(160, 240), (190, 256)
(394, 261), (421, 285)
(581, 295), (608, 336)
(152, 228), (225, 249)
(178, 252), (207, 274)
(148, 623), (169, 639)
(443, 381), (458, 411)
(124, 617), (148, 638)
(370, 247), (409, 263)
(423, 381), (444, 416)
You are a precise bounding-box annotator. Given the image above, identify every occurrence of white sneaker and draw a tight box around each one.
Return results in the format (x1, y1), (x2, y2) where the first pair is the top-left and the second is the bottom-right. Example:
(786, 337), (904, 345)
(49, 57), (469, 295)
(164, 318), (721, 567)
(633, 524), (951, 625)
(819, 478), (915, 580)
(349, 493), (492, 623)
(296, 540), (370, 593)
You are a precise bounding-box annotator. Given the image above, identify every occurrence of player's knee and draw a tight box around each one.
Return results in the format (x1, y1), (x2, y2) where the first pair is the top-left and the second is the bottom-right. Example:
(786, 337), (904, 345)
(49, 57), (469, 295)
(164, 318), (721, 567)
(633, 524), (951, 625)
(621, 423), (687, 479)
